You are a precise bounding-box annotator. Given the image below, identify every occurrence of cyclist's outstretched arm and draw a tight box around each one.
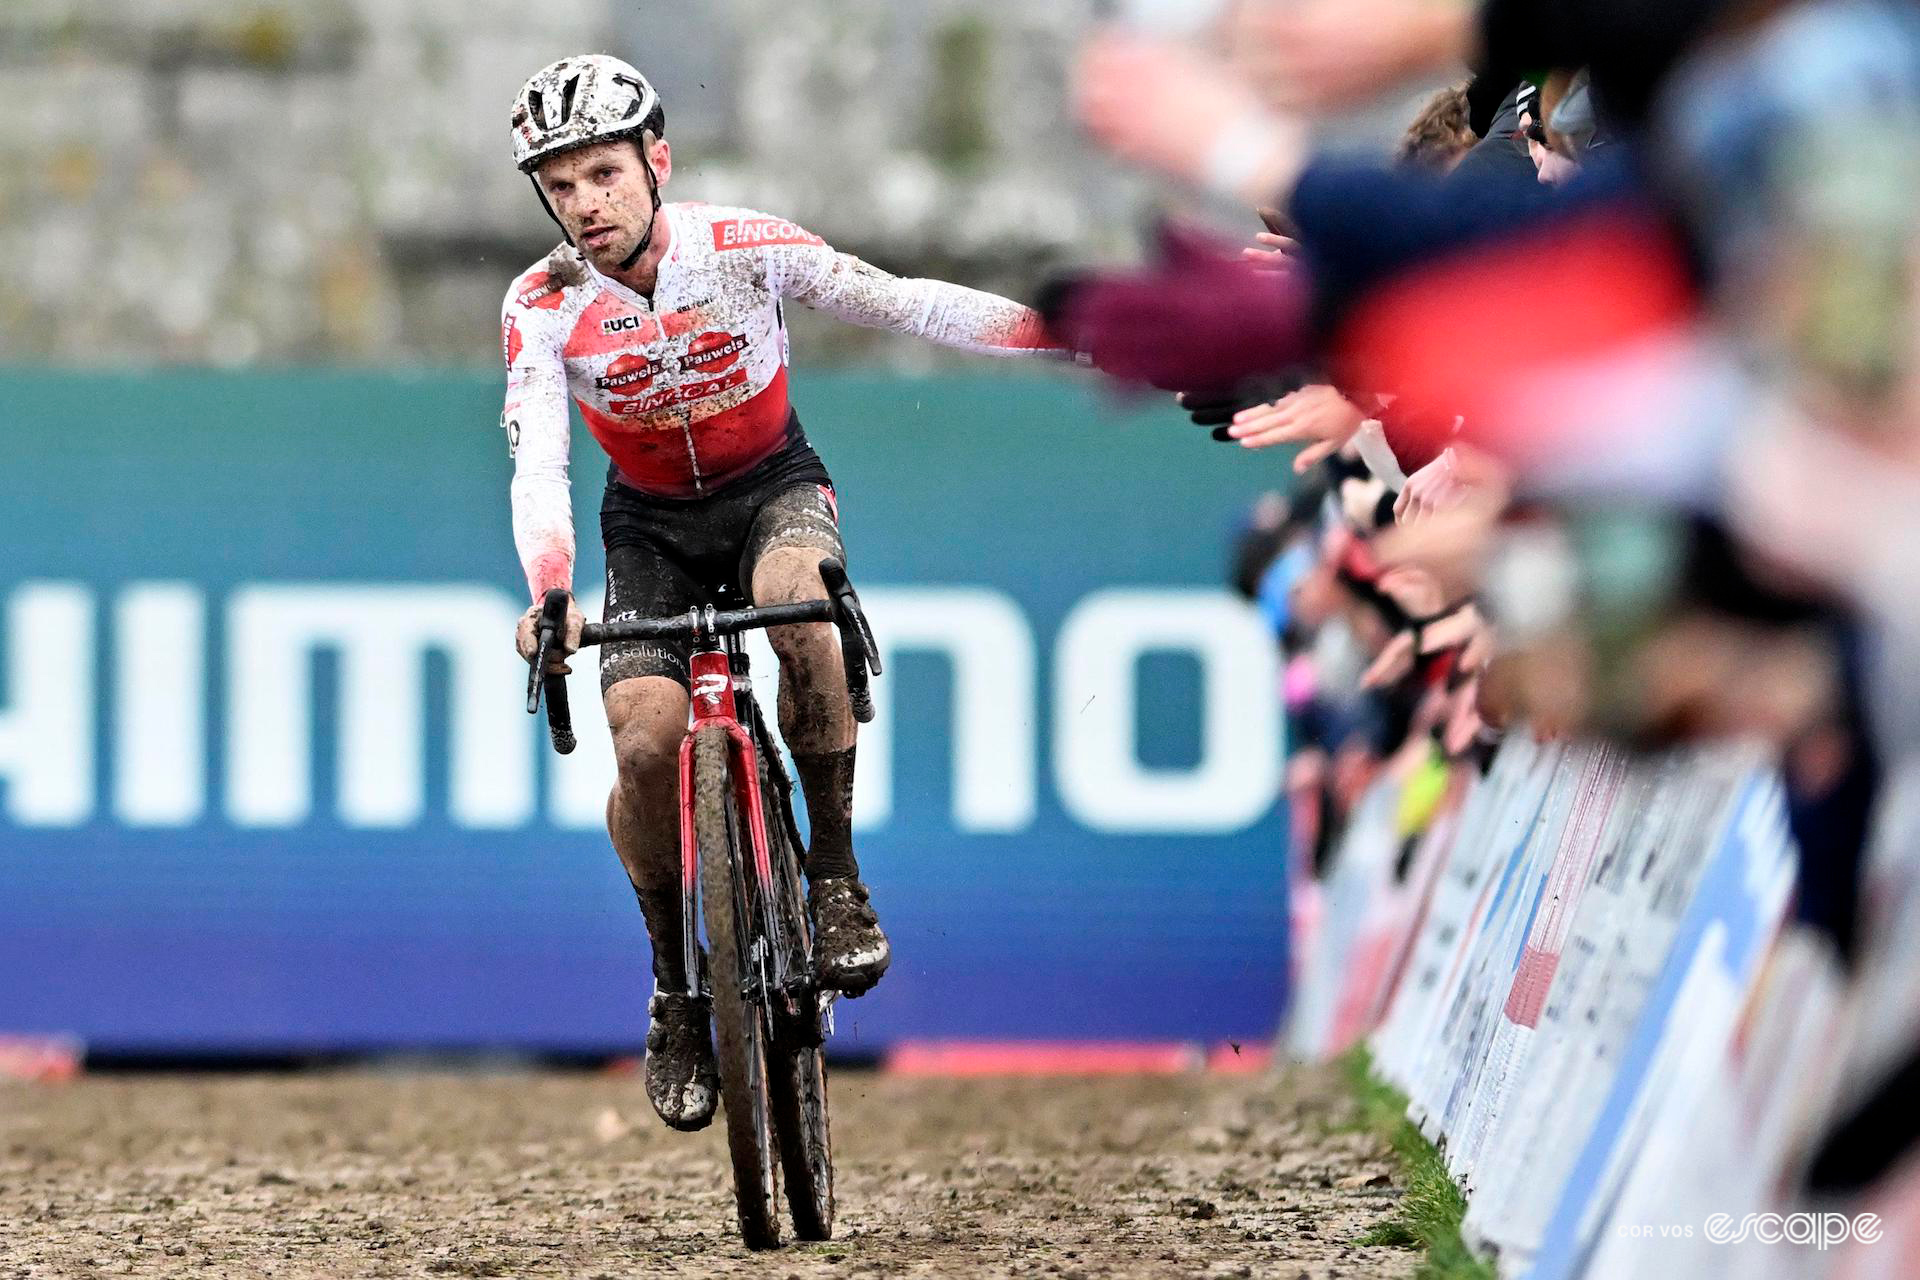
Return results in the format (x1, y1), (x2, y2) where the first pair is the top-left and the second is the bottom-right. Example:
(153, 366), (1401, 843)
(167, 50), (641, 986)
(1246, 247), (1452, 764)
(764, 226), (1060, 358)
(501, 278), (576, 603)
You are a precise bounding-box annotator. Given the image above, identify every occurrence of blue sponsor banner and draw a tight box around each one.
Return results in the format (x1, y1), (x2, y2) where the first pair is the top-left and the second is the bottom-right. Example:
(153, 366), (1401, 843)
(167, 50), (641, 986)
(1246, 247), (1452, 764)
(0, 369), (1289, 1053)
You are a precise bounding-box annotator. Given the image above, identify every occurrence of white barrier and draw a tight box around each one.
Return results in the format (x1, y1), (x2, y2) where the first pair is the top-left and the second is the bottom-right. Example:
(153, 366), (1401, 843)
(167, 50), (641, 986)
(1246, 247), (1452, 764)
(1281, 732), (1920, 1279)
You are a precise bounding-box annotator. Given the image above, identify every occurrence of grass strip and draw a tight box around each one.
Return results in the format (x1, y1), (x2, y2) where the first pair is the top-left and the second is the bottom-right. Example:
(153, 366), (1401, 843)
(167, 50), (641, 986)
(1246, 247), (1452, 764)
(1339, 1046), (1496, 1280)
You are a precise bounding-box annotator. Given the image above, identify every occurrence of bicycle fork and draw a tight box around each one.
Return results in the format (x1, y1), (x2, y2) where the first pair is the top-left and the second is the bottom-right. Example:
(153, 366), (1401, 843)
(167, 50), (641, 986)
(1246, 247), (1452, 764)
(677, 648), (783, 1003)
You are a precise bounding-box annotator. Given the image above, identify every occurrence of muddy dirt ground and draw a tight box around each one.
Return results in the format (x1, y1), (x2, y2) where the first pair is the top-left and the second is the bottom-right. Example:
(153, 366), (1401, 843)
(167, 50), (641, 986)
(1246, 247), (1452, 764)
(0, 1065), (1417, 1279)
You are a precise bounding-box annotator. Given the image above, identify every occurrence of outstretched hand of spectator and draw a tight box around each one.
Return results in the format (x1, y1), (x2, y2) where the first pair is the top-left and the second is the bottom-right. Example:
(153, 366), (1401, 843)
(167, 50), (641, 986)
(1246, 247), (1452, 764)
(1361, 599), (1484, 690)
(1245, 232), (1299, 268)
(1355, 563), (1467, 689)
(1074, 32), (1309, 202)
(1395, 443), (1509, 524)
(1395, 448), (1465, 522)
(1245, 212), (1300, 270)
(1177, 372), (1306, 435)
(1443, 669), (1492, 756)
(1226, 0), (1474, 113)
(1226, 384), (1367, 468)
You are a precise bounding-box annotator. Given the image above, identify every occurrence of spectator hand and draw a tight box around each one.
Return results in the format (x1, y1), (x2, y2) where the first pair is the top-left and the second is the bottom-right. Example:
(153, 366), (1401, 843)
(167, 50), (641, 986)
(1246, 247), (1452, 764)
(1360, 600), (1483, 690)
(1244, 215), (1300, 270)
(1373, 448), (1507, 599)
(1395, 447), (1466, 522)
(1226, 0), (1474, 113)
(1074, 32), (1308, 202)
(1224, 384), (1366, 467)
(1177, 373), (1306, 435)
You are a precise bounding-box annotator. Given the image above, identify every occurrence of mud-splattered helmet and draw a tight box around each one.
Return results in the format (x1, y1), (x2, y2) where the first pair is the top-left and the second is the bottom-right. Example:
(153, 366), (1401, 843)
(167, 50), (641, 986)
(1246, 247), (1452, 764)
(510, 55), (664, 175)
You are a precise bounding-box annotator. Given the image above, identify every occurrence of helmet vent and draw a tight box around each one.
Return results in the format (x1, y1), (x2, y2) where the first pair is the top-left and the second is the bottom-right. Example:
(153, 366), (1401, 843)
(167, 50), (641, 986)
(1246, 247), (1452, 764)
(527, 76), (583, 131)
(612, 73), (647, 119)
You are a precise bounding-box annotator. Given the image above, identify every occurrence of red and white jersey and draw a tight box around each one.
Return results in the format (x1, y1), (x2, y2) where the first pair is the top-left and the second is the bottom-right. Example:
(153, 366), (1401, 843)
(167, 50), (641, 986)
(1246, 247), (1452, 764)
(501, 201), (1059, 601)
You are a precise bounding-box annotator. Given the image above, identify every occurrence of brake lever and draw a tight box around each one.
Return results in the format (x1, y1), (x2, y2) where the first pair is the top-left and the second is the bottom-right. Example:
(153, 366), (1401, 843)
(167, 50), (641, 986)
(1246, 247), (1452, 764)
(527, 626), (553, 714)
(818, 558), (882, 676)
(817, 558), (880, 725)
(528, 589), (577, 754)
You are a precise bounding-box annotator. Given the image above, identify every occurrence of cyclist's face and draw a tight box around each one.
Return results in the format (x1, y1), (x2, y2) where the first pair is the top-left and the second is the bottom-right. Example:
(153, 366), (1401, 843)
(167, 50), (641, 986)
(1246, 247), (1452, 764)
(537, 139), (670, 268)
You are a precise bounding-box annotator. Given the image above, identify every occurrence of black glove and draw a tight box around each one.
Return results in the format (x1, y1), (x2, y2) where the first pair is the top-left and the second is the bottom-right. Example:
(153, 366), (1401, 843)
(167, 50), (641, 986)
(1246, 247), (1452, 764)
(1175, 372), (1309, 440)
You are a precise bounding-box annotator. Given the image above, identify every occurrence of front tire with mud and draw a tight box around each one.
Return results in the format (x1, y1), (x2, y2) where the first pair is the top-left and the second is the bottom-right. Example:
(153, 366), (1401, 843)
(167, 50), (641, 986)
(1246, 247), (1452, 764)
(692, 726), (781, 1250)
(763, 757), (834, 1240)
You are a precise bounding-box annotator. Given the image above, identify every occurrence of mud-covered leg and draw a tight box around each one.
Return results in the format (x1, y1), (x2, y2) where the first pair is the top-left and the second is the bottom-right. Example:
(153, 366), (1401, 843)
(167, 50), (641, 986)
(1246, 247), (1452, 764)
(605, 674), (717, 1131)
(605, 676), (694, 986)
(753, 545), (890, 995)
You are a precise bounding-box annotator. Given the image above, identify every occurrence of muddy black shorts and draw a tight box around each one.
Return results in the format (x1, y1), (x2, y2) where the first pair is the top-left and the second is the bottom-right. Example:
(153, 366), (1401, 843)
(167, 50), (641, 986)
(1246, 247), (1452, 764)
(598, 421), (845, 691)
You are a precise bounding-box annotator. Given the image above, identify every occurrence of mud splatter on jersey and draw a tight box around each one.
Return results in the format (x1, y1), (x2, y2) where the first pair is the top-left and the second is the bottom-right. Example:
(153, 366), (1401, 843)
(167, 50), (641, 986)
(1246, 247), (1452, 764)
(500, 202), (1059, 602)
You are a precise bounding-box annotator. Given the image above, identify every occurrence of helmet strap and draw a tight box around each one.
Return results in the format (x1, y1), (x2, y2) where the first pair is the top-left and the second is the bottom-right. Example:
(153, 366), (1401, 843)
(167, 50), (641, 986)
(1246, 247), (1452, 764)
(528, 175), (573, 245)
(616, 137), (664, 273)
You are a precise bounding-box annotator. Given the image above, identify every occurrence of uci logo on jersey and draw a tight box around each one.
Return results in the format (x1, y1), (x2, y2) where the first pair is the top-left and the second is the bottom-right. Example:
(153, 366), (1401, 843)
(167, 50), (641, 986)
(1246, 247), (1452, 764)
(601, 314), (651, 336)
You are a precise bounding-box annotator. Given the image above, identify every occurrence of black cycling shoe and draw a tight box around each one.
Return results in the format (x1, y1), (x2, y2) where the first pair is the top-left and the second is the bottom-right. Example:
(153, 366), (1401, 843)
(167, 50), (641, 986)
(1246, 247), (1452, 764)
(645, 991), (719, 1132)
(808, 876), (891, 997)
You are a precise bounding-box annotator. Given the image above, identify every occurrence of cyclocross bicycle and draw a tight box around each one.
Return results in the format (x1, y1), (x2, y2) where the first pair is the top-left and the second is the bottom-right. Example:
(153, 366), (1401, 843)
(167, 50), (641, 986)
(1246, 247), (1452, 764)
(525, 559), (880, 1249)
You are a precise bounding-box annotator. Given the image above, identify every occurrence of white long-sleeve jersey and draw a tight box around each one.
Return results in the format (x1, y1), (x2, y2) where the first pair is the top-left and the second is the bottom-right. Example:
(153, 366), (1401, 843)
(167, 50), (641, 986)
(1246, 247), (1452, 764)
(500, 202), (1059, 601)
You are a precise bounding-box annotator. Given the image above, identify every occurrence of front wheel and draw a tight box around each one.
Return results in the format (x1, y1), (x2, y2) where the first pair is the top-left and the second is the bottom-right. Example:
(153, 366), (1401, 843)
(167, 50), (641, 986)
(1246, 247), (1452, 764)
(692, 726), (781, 1250)
(769, 1022), (834, 1239)
(763, 753), (835, 1239)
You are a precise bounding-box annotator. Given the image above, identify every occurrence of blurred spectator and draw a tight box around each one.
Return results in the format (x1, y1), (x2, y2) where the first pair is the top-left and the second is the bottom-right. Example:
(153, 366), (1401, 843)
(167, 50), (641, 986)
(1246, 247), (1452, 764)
(1397, 84), (1479, 173)
(1077, 0), (1920, 1231)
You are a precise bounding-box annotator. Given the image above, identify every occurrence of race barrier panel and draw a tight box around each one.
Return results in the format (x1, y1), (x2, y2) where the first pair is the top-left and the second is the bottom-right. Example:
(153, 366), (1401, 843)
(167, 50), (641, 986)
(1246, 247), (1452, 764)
(1283, 732), (1920, 1279)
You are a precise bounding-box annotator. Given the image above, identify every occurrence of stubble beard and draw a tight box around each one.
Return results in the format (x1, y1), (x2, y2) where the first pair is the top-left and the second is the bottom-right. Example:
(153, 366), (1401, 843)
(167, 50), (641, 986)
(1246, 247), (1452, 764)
(577, 226), (634, 272)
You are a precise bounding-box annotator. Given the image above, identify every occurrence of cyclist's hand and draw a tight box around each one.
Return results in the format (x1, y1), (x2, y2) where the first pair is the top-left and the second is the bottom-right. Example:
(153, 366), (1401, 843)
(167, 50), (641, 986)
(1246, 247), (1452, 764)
(516, 595), (585, 675)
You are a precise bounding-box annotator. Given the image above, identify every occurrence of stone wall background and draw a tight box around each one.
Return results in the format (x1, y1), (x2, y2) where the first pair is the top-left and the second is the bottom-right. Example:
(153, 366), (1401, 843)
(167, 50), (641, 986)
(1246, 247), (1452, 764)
(2, 0), (1136, 368)
(1, 1), (1415, 369)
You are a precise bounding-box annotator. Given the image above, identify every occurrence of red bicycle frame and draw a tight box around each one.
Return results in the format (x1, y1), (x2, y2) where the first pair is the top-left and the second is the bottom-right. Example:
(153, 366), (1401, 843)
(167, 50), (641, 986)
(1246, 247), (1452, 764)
(676, 646), (780, 997)
(527, 560), (881, 1008)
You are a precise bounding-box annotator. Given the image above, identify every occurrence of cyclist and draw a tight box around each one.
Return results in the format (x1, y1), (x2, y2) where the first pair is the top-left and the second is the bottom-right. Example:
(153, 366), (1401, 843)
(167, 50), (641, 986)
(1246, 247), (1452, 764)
(501, 55), (1059, 1132)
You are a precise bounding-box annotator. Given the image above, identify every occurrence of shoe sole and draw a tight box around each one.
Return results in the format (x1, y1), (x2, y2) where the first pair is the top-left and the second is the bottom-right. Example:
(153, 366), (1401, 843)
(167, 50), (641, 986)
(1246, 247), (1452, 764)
(659, 1109), (717, 1133)
(819, 956), (891, 999)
